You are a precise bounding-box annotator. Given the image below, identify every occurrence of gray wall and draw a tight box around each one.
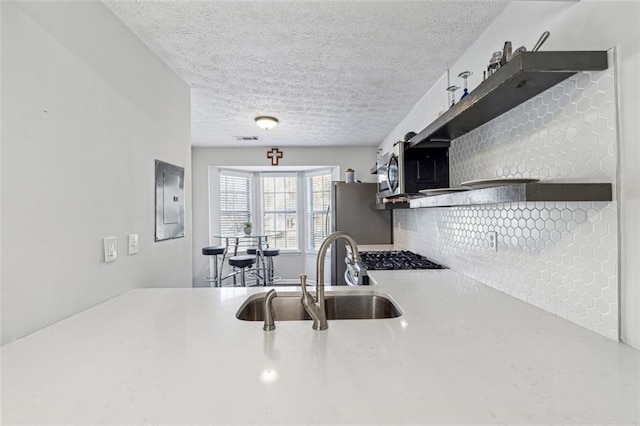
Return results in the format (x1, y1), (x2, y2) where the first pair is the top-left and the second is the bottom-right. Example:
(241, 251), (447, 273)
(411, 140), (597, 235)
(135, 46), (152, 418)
(1, 1), (192, 344)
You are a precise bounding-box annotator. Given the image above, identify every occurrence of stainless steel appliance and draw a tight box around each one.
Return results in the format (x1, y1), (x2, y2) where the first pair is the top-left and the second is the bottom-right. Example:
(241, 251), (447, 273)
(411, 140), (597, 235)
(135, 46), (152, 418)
(377, 141), (450, 199)
(330, 182), (392, 285)
(376, 151), (397, 198)
(346, 250), (447, 286)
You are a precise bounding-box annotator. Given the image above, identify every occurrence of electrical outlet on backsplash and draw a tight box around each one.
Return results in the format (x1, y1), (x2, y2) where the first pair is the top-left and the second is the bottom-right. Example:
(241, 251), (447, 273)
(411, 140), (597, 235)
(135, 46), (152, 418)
(396, 51), (618, 341)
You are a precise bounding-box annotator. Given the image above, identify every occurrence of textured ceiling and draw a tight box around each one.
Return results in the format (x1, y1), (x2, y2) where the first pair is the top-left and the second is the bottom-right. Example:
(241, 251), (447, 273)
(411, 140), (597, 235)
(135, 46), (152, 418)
(103, 0), (510, 147)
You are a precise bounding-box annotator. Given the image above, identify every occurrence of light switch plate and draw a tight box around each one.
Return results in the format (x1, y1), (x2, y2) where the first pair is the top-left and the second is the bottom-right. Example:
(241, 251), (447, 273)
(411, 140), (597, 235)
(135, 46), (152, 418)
(128, 234), (139, 255)
(104, 237), (117, 262)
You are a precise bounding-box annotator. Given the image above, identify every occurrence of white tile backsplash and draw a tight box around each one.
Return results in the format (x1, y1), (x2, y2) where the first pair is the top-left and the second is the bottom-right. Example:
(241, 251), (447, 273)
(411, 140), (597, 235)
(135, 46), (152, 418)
(395, 59), (619, 340)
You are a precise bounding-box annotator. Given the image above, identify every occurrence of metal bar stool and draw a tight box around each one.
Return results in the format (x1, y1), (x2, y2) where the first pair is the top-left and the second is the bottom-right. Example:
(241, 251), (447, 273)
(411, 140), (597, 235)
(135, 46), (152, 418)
(228, 255), (257, 287)
(202, 246), (225, 287)
(245, 247), (264, 285)
(262, 248), (281, 285)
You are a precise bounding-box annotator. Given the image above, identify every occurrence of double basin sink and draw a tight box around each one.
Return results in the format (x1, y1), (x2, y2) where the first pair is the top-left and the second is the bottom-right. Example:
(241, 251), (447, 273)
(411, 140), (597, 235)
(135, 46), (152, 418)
(236, 290), (403, 322)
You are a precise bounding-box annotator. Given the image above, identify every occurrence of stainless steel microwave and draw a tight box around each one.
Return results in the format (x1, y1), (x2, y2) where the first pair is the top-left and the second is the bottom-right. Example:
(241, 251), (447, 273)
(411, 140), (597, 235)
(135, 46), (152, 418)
(377, 141), (450, 198)
(376, 151), (400, 198)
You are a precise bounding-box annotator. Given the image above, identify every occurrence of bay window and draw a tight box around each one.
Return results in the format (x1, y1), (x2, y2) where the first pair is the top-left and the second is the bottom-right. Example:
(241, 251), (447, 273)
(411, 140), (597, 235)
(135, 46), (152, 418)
(218, 167), (334, 253)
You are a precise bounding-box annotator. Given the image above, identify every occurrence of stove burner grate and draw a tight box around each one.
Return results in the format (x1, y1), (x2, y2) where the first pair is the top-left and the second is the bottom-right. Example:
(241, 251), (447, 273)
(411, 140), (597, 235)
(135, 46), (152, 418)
(359, 250), (446, 270)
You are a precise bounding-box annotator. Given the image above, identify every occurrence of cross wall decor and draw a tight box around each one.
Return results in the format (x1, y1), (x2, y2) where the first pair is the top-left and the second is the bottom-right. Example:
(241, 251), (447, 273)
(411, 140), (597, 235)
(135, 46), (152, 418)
(267, 147), (283, 166)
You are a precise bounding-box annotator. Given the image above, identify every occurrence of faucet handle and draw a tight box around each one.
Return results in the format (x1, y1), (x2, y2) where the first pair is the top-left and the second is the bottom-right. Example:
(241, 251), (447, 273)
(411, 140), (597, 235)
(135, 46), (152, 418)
(300, 273), (308, 292)
(300, 273), (315, 304)
(263, 289), (278, 331)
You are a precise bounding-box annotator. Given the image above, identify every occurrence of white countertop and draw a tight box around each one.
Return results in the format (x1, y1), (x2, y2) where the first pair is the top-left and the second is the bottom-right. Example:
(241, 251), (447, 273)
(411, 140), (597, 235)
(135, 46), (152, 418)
(2, 270), (639, 424)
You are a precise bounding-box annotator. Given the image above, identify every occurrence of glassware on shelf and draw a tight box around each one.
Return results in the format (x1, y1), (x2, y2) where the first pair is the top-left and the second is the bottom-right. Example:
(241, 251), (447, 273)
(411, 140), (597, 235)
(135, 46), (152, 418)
(446, 85), (460, 108)
(487, 51), (502, 77)
(458, 71), (472, 99)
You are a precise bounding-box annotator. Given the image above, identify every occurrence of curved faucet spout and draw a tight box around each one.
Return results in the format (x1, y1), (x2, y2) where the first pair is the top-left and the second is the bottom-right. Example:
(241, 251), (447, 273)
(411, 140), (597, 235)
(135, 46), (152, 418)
(301, 231), (360, 331)
(316, 231), (360, 290)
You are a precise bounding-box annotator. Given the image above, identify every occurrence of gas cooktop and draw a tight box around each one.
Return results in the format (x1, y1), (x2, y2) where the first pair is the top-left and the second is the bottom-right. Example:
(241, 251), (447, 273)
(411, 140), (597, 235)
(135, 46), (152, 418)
(358, 250), (446, 271)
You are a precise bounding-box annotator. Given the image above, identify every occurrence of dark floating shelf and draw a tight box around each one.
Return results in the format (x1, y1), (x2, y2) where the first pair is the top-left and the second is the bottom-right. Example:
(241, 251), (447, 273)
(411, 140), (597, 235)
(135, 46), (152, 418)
(409, 51), (609, 148)
(410, 183), (612, 209)
(374, 202), (411, 210)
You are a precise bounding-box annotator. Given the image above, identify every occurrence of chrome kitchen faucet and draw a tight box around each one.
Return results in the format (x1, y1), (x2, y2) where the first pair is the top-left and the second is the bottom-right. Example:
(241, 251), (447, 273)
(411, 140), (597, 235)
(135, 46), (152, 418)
(301, 231), (360, 330)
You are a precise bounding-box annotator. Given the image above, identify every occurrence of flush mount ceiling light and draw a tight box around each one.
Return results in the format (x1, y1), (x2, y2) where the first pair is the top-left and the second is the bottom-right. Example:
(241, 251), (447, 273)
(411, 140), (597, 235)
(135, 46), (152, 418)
(255, 116), (279, 130)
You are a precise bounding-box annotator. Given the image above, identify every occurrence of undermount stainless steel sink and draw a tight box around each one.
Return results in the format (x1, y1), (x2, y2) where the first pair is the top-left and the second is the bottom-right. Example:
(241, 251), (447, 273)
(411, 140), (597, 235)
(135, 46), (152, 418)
(236, 291), (403, 321)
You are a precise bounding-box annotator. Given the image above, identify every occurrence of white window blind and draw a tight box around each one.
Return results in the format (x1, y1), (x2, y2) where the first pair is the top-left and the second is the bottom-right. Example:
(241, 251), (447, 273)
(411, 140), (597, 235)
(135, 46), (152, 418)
(219, 172), (252, 235)
(262, 175), (298, 250)
(306, 172), (332, 251)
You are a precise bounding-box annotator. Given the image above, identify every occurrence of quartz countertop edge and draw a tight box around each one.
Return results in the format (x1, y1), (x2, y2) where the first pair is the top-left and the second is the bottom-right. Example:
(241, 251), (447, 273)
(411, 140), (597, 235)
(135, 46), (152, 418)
(2, 270), (638, 424)
(354, 243), (398, 251)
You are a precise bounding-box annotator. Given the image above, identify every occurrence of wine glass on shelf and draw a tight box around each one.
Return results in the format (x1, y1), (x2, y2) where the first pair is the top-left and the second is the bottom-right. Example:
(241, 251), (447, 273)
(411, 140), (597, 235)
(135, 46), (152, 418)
(447, 85), (460, 108)
(458, 71), (472, 99)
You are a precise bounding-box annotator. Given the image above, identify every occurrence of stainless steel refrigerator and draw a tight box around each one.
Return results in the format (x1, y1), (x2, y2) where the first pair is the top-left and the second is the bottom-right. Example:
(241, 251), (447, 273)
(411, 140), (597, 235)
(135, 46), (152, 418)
(330, 182), (393, 285)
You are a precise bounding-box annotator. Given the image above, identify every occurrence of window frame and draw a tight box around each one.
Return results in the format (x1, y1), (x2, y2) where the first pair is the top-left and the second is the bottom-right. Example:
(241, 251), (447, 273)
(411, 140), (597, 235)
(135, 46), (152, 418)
(218, 170), (253, 237)
(258, 172), (300, 253)
(305, 169), (333, 254)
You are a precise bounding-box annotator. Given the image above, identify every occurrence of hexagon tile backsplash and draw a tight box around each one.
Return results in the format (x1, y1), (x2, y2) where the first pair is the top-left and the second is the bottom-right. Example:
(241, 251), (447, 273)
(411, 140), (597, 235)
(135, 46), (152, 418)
(395, 57), (619, 340)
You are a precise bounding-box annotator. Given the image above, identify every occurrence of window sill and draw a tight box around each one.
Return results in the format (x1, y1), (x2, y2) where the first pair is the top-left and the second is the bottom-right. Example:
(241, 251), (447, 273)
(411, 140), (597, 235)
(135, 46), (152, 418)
(277, 250), (302, 256)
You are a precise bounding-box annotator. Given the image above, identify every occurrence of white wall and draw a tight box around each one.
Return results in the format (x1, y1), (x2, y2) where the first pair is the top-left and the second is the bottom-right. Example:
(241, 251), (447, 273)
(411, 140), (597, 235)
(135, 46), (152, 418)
(191, 146), (377, 286)
(381, 1), (640, 348)
(398, 64), (620, 340)
(0, 0), (4, 345)
(1, 1), (192, 344)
